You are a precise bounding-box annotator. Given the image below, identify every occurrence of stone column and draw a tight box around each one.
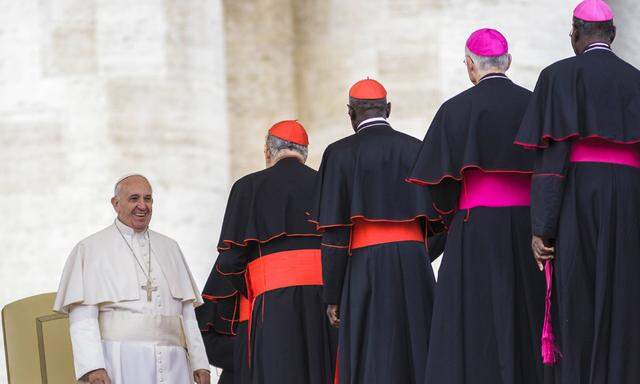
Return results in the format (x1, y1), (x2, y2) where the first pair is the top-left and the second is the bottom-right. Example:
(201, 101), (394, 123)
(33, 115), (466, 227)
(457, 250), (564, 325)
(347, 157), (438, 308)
(223, 0), (298, 180)
(610, 0), (640, 66)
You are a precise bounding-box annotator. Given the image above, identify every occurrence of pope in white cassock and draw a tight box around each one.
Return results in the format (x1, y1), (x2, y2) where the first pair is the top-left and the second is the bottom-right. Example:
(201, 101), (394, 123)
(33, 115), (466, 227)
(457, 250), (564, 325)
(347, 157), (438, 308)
(53, 175), (211, 384)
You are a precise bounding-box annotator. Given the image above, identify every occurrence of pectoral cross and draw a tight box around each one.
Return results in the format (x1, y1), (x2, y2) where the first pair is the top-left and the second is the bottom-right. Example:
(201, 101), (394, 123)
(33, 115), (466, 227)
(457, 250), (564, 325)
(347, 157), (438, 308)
(142, 280), (158, 301)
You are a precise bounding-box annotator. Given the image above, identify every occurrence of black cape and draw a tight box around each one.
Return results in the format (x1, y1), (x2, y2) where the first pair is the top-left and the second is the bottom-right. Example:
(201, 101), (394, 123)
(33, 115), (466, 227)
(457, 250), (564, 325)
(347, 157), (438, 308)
(409, 73), (534, 183)
(216, 158), (337, 384)
(310, 121), (444, 384)
(516, 46), (640, 148)
(217, 158), (319, 252)
(410, 75), (545, 384)
(517, 45), (640, 384)
(408, 73), (535, 224)
(308, 121), (443, 229)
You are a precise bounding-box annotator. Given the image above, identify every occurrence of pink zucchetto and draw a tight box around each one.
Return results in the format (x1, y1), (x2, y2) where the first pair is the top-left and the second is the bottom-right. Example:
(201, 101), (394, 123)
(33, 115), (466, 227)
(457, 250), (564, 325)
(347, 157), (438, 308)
(573, 0), (614, 22)
(466, 28), (508, 57)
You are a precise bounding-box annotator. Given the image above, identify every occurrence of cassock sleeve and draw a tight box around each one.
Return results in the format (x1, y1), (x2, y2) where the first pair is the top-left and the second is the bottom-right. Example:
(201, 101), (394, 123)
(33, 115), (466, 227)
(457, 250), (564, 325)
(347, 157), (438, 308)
(531, 140), (572, 240)
(68, 304), (106, 380)
(428, 179), (461, 229)
(182, 301), (211, 372)
(200, 331), (234, 370)
(216, 247), (249, 297)
(321, 227), (351, 305)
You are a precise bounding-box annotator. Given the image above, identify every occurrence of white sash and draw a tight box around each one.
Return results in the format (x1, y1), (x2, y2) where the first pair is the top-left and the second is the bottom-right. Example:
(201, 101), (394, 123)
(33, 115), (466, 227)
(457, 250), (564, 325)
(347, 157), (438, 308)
(99, 312), (187, 348)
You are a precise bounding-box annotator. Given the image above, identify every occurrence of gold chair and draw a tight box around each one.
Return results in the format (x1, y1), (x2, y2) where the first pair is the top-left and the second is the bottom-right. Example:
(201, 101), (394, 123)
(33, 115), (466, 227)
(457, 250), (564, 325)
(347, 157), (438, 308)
(2, 292), (76, 384)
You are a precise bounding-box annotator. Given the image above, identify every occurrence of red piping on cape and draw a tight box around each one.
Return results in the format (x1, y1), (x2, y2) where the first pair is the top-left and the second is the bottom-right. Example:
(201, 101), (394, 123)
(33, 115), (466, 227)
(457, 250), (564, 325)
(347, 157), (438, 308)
(215, 263), (246, 276)
(200, 294), (241, 335)
(514, 134), (640, 149)
(218, 232), (321, 251)
(433, 202), (455, 216)
(309, 214), (443, 231)
(202, 292), (238, 302)
(405, 165), (534, 186)
(199, 322), (237, 335)
(199, 322), (215, 333)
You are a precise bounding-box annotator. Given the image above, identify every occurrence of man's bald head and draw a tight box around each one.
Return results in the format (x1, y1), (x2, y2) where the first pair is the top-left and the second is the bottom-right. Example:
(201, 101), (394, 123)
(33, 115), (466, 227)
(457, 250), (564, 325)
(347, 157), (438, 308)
(111, 175), (153, 232)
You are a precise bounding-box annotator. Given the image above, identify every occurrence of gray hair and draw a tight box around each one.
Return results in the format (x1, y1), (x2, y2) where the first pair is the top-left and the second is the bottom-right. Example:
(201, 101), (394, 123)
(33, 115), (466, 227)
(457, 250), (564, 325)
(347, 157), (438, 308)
(466, 48), (510, 72)
(266, 135), (308, 162)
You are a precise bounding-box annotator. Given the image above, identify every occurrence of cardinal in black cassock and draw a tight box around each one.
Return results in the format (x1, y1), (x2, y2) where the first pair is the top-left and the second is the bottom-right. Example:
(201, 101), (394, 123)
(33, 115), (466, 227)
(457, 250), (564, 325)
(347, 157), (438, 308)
(515, 1), (640, 383)
(407, 28), (545, 384)
(214, 120), (337, 384)
(197, 261), (249, 384)
(309, 78), (446, 384)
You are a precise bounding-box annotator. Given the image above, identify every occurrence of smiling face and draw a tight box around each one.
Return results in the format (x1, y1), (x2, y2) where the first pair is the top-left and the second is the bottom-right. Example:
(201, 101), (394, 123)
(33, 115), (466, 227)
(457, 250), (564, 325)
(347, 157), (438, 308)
(111, 175), (153, 232)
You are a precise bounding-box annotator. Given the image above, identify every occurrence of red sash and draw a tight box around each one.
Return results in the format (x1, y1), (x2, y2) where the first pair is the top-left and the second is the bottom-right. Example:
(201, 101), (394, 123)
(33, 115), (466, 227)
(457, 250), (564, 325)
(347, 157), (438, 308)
(244, 249), (323, 364)
(238, 295), (250, 323)
(350, 219), (424, 250)
(246, 249), (323, 297)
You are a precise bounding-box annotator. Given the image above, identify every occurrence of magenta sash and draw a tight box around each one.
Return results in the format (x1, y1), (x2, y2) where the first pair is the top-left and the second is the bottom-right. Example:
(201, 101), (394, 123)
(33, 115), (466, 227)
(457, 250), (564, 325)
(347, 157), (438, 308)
(458, 169), (532, 210)
(570, 137), (640, 168)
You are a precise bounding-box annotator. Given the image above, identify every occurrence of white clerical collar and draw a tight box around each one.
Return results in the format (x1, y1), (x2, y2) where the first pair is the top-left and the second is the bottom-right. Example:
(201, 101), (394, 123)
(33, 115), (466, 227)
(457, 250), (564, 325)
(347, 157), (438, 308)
(356, 117), (389, 133)
(583, 42), (612, 54)
(115, 218), (148, 239)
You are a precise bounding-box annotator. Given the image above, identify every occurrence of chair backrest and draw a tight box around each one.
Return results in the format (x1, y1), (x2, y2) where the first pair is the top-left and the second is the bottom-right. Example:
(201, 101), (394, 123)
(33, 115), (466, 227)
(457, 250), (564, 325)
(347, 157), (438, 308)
(2, 292), (76, 384)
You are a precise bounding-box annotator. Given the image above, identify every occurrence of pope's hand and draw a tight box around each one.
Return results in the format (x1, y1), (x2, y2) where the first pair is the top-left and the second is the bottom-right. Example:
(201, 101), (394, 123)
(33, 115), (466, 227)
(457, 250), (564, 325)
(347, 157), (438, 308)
(194, 369), (211, 384)
(82, 369), (111, 384)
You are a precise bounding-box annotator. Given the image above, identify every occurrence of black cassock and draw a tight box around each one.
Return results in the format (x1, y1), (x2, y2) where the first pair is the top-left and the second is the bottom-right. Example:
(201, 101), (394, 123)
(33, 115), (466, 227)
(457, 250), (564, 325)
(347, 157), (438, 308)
(215, 157), (337, 384)
(309, 119), (445, 384)
(197, 262), (248, 384)
(516, 43), (640, 384)
(408, 73), (545, 384)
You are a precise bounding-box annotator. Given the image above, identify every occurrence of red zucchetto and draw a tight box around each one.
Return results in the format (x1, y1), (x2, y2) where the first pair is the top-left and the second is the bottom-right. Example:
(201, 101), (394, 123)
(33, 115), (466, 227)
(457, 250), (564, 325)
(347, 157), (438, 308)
(268, 120), (309, 146)
(349, 78), (387, 100)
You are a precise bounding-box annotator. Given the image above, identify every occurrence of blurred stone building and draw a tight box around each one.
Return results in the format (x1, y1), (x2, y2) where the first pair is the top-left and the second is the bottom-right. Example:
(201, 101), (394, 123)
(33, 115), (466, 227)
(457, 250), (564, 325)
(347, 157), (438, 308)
(0, 1), (637, 382)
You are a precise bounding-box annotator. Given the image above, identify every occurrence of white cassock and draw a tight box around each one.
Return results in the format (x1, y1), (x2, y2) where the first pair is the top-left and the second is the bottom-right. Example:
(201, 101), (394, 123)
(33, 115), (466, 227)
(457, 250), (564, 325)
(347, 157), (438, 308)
(53, 220), (209, 383)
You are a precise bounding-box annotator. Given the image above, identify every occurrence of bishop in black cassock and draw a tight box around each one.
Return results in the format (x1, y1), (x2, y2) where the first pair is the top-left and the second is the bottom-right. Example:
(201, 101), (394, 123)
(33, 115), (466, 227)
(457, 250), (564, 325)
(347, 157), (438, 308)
(408, 28), (545, 384)
(516, 1), (640, 382)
